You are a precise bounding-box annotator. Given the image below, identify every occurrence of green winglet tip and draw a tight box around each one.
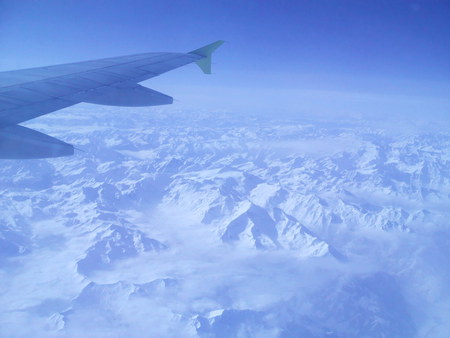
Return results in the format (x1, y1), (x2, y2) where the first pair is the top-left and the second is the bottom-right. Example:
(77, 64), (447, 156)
(189, 40), (225, 74)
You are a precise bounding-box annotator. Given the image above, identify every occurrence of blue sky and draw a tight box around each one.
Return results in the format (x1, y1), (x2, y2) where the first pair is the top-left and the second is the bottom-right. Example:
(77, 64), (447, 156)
(1, 0), (449, 117)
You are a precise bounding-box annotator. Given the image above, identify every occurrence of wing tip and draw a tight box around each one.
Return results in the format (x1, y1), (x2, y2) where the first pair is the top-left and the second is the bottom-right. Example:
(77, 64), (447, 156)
(190, 40), (225, 74)
(189, 40), (225, 57)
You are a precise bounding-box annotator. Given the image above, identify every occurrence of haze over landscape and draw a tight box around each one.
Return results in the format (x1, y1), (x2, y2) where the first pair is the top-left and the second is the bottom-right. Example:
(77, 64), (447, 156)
(1, 1), (450, 337)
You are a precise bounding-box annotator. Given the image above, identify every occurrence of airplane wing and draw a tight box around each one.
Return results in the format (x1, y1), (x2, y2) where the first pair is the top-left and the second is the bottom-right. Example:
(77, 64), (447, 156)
(0, 40), (224, 159)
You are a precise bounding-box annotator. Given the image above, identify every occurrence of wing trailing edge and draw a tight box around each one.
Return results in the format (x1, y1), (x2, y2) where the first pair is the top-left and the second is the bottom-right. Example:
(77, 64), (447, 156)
(0, 125), (73, 159)
(83, 84), (173, 107)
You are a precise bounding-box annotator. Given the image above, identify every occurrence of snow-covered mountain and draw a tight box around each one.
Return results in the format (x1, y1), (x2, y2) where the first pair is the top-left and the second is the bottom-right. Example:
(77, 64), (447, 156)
(1, 106), (449, 337)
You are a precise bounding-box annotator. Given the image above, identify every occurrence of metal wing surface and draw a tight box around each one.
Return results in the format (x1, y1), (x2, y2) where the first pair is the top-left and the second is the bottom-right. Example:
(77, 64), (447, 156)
(0, 41), (224, 158)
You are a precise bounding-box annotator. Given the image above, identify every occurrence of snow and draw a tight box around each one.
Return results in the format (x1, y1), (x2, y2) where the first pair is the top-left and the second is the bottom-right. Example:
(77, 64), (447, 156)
(1, 106), (450, 337)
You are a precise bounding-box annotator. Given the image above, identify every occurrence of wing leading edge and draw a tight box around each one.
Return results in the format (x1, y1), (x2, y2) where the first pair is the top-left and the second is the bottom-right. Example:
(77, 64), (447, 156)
(0, 41), (224, 159)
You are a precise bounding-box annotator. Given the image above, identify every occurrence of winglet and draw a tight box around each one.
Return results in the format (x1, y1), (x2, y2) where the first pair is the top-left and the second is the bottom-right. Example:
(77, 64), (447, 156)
(189, 40), (225, 74)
